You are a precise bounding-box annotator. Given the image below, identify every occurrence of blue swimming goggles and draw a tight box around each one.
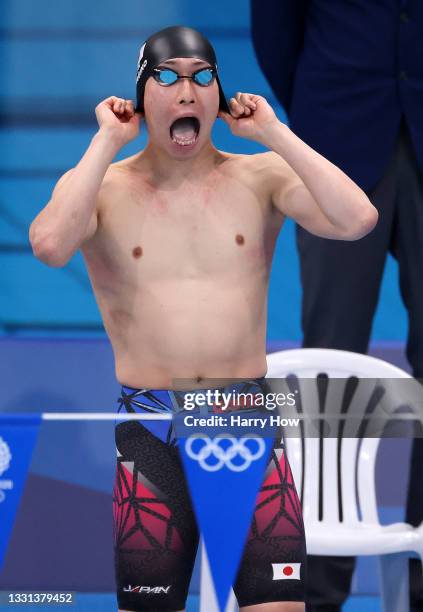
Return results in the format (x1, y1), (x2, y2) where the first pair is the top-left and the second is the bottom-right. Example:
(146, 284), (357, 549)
(152, 67), (217, 87)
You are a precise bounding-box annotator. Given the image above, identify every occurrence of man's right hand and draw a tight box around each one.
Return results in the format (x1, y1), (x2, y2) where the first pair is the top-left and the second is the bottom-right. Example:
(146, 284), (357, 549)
(95, 96), (141, 146)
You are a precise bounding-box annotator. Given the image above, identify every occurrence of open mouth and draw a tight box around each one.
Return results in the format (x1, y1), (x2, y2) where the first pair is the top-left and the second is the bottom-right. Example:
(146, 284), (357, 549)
(169, 116), (200, 146)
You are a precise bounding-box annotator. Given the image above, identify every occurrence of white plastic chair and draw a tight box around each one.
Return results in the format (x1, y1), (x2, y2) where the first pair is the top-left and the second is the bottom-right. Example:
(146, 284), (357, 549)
(266, 348), (423, 612)
(200, 349), (423, 612)
(200, 348), (423, 612)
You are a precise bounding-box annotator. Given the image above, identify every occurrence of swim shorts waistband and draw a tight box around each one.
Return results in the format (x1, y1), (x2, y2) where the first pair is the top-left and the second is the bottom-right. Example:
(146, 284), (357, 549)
(118, 377), (268, 417)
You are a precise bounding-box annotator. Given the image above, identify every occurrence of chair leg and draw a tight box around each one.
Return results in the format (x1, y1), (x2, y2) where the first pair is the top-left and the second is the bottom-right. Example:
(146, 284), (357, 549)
(378, 553), (410, 612)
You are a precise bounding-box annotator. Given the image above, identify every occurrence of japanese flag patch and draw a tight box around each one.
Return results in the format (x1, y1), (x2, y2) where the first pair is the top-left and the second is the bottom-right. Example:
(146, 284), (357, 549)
(272, 562), (301, 580)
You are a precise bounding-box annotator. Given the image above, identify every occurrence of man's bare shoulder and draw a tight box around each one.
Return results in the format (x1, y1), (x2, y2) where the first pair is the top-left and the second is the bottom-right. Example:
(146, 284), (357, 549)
(218, 150), (295, 199)
(250, 150), (296, 177)
(102, 153), (142, 184)
(219, 150), (292, 175)
(81, 154), (146, 248)
(95, 153), (146, 207)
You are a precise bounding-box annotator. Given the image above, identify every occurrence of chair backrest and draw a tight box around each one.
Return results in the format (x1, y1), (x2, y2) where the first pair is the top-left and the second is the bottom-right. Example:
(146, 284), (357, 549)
(266, 349), (412, 527)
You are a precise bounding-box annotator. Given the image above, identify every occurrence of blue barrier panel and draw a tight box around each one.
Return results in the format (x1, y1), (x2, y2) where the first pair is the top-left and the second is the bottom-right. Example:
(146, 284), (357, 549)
(0, 413), (42, 570)
(177, 413), (274, 611)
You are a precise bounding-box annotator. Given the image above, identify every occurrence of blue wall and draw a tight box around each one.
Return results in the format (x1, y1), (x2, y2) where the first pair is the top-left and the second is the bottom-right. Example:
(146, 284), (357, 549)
(0, 0), (407, 340)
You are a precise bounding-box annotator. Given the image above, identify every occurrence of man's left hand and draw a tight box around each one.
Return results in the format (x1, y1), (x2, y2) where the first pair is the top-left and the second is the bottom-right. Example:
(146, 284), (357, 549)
(218, 93), (279, 144)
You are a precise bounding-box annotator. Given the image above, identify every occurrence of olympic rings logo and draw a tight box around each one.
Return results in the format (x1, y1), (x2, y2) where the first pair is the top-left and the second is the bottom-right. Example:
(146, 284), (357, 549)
(185, 434), (265, 472)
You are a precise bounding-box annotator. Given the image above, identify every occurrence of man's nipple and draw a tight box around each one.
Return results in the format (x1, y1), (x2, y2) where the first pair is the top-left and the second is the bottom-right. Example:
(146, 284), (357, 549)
(132, 246), (143, 259)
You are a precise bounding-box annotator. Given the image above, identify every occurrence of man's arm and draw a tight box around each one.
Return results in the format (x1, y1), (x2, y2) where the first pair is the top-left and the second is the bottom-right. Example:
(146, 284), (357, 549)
(261, 123), (378, 240)
(29, 96), (139, 267)
(250, 0), (309, 113)
(220, 94), (378, 241)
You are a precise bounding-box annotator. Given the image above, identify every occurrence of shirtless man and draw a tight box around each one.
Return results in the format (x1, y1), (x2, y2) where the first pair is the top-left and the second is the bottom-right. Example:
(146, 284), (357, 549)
(29, 26), (378, 612)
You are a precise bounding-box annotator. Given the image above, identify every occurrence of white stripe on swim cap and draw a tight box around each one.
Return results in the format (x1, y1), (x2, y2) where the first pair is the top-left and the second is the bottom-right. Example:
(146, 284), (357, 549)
(137, 42), (146, 65)
(136, 42), (147, 83)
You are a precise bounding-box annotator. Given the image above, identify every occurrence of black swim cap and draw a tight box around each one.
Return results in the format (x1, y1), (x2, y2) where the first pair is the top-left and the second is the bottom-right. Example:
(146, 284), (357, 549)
(135, 25), (230, 114)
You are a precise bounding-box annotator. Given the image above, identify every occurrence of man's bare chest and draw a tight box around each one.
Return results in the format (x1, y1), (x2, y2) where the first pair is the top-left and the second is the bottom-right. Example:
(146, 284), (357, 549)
(85, 176), (282, 284)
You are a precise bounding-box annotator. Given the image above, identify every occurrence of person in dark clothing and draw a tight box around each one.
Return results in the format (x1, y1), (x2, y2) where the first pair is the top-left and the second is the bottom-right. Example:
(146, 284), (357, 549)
(251, 1), (423, 610)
